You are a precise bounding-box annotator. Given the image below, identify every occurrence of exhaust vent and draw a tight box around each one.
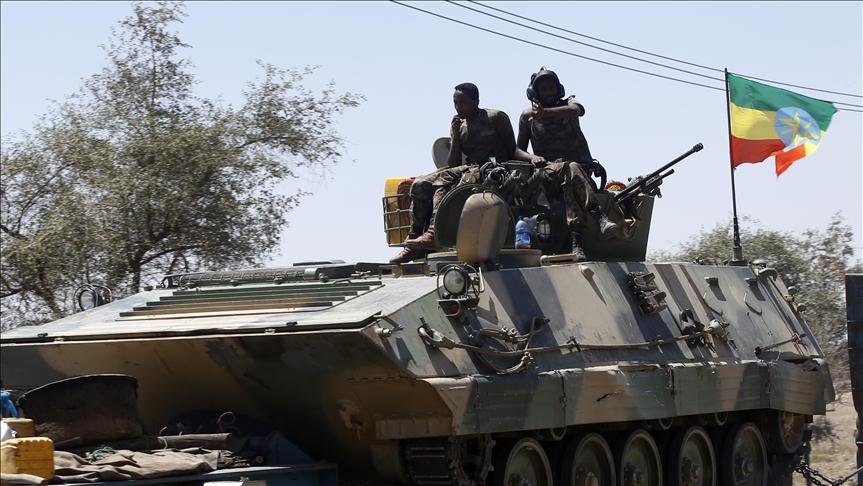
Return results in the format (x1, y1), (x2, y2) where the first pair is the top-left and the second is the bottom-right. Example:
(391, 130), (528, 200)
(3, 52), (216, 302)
(119, 280), (382, 320)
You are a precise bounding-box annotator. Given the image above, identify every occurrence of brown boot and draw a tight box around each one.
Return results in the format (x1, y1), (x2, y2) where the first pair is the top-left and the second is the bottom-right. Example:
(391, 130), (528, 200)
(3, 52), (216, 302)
(389, 247), (428, 264)
(404, 230), (437, 250)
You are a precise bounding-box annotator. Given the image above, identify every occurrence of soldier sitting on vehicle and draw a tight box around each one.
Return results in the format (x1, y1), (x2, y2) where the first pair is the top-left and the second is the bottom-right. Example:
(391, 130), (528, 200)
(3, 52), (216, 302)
(513, 67), (622, 261)
(389, 82), (517, 264)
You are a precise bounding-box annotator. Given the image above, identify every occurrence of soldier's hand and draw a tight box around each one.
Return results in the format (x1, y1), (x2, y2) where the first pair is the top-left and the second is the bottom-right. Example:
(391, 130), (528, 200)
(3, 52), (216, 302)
(531, 102), (545, 120)
(530, 155), (547, 167)
(585, 161), (602, 177)
(451, 116), (463, 136)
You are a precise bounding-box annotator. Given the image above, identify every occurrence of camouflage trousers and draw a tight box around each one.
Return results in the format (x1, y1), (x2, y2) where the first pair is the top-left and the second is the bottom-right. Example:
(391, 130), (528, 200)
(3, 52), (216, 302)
(540, 160), (624, 231)
(408, 165), (481, 235)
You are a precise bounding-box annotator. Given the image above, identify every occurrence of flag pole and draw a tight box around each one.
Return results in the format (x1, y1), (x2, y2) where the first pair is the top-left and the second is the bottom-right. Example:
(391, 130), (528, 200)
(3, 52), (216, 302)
(725, 68), (745, 264)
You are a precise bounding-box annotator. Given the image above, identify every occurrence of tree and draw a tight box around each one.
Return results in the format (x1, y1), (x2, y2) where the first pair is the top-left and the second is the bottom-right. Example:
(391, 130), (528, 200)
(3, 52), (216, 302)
(650, 214), (857, 380)
(0, 2), (361, 328)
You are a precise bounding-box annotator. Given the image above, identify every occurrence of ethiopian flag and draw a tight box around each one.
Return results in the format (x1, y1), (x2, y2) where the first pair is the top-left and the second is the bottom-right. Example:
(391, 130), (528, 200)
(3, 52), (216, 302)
(727, 73), (837, 176)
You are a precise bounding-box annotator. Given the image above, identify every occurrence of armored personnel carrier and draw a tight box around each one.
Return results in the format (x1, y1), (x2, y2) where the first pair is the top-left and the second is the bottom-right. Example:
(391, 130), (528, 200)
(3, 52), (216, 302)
(0, 143), (834, 486)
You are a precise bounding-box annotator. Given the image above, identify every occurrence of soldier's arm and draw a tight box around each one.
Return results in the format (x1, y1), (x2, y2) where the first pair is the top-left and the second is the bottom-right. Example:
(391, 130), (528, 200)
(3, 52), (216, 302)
(514, 111), (535, 162)
(536, 96), (585, 119)
(447, 116), (464, 167)
(447, 141), (463, 167)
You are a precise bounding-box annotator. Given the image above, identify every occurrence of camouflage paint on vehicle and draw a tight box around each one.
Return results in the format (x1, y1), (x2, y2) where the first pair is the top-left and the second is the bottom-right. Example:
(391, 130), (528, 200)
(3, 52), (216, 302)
(0, 245), (832, 481)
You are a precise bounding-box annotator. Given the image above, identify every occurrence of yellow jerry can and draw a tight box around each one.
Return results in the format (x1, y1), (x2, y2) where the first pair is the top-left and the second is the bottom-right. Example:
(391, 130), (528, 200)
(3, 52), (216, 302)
(0, 437), (54, 479)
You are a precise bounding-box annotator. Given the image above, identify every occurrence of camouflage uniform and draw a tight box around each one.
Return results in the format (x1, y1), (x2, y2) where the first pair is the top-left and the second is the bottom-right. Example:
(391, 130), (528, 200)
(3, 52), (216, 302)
(519, 97), (622, 230)
(537, 160), (602, 229)
(521, 96), (593, 164)
(409, 108), (516, 235)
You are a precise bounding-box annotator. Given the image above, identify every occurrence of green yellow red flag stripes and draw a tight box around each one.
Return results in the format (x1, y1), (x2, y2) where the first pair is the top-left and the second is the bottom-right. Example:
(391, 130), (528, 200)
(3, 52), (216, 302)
(727, 73), (837, 176)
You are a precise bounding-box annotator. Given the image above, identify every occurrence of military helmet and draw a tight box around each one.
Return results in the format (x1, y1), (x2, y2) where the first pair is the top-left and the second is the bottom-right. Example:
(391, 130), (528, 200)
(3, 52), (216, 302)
(526, 67), (565, 101)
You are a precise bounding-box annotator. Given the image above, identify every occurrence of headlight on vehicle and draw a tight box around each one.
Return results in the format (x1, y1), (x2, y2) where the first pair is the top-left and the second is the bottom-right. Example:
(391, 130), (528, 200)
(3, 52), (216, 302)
(442, 266), (469, 297)
(535, 215), (552, 242)
(74, 284), (112, 312)
(77, 288), (100, 311)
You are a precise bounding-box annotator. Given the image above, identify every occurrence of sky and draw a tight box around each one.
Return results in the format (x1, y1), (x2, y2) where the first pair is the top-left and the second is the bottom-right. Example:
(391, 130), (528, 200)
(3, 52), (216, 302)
(2, 1), (861, 271)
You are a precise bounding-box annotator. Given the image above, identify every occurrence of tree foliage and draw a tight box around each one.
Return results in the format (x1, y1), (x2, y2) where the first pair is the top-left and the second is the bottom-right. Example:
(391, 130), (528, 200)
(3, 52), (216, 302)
(651, 214), (858, 380)
(0, 3), (361, 328)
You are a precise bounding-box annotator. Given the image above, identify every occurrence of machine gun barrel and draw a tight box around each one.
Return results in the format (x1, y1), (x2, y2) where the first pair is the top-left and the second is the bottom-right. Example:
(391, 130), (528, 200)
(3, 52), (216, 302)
(501, 161), (534, 169)
(615, 143), (703, 203)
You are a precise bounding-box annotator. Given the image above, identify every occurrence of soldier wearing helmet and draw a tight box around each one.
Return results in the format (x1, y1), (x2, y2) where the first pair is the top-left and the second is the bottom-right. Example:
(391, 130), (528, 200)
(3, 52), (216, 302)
(515, 67), (620, 261)
(390, 82), (516, 264)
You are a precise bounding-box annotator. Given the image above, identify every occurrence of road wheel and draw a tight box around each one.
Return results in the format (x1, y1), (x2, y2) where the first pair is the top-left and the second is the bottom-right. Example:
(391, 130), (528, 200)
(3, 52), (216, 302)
(708, 412), (729, 427)
(668, 426), (716, 486)
(614, 429), (662, 486)
(719, 422), (767, 486)
(559, 433), (615, 486)
(493, 437), (554, 486)
(763, 411), (806, 454)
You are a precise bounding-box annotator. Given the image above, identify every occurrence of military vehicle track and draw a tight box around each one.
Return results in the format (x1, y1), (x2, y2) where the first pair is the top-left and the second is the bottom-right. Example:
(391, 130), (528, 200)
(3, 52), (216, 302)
(395, 408), (805, 486)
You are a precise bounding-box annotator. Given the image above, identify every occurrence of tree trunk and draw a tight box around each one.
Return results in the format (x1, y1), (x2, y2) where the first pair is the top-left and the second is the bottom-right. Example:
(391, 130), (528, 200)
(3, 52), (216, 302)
(35, 289), (63, 319)
(130, 267), (141, 293)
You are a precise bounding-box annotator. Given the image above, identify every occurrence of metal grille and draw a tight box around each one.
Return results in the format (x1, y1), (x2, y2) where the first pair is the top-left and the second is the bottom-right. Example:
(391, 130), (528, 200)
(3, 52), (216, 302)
(119, 281), (383, 319)
(382, 194), (412, 247)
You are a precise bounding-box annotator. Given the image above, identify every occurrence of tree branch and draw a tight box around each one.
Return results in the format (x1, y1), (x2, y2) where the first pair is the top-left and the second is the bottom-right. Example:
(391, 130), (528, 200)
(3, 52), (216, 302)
(139, 244), (202, 266)
(0, 288), (23, 299)
(13, 162), (74, 232)
(233, 134), (293, 150)
(0, 223), (27, 240)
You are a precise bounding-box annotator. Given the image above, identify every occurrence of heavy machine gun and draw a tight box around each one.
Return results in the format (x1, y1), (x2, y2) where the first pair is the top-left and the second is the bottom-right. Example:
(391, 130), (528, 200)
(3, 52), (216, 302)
(615, 143), (703, 206)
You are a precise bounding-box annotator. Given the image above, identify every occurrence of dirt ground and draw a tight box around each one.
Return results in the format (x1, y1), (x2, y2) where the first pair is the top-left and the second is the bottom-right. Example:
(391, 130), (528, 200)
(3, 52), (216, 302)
(793, 385), (860, 486)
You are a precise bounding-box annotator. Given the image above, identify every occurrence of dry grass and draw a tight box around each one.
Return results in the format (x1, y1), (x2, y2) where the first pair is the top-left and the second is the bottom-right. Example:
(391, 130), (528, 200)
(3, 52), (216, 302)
(793, 383), (860, 486)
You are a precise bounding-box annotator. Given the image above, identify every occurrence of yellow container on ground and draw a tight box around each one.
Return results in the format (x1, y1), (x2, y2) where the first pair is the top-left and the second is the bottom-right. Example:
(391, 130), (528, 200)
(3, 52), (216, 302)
(1, 418), (36, 438)
(0, 437), (54, 478)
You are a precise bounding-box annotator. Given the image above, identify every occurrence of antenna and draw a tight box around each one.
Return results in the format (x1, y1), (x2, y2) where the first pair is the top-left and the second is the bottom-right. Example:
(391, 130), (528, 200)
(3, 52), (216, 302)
(724, 68), (745, 265)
